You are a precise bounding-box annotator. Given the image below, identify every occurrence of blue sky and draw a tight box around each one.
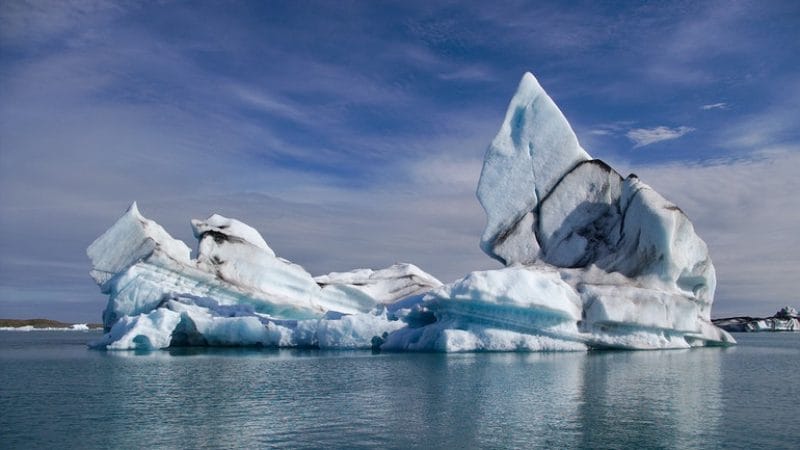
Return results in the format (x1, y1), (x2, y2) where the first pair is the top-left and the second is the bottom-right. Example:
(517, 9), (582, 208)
(1, 0), (798, 322)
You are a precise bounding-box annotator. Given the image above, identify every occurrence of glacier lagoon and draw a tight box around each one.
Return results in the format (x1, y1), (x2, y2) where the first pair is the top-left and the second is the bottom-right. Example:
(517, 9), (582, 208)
(8, 72), (772, 446)
(1, 330), (798, 449)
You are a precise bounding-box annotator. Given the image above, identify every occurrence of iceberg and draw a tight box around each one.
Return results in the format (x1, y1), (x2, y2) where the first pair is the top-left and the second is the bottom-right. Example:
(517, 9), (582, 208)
(87, 203), (434, 349)
(87, 72), (734, 351)
(713, 307), (799, 332)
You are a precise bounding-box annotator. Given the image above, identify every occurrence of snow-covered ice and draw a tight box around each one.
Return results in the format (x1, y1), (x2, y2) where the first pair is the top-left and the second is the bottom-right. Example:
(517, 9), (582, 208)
(87, 72), (734, 351)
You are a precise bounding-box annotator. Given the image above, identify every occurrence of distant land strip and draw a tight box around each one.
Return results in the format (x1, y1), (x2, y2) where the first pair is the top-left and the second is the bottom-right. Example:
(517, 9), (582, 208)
(0, 318), (103, 329)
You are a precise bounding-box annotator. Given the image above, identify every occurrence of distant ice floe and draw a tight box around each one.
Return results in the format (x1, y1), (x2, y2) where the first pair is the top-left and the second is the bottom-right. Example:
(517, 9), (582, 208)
(87, 72), (734, 351)
(714, 306), (799, 332)
(0, 324), (93, 331)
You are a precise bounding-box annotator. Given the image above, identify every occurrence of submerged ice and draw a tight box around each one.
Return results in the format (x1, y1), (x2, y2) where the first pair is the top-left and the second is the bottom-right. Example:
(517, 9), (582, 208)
(88, 72), (734, 351)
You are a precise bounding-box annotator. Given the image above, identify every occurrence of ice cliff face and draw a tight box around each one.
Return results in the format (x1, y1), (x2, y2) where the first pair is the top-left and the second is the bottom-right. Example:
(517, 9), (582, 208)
(88, 72), (734, 351)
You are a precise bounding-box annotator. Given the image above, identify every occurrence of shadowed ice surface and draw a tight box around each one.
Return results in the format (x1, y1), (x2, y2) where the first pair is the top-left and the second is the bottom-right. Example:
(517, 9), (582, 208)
(1, 331), (797, 449)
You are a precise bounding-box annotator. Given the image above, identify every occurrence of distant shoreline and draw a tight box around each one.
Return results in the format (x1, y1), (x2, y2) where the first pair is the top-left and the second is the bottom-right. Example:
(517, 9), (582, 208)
(0, 318), (103, 331)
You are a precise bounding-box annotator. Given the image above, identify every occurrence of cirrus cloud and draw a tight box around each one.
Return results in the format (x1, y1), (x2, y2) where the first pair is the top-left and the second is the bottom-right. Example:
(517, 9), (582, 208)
(701, 102), (728, 110)
(626, 126), (695, 148)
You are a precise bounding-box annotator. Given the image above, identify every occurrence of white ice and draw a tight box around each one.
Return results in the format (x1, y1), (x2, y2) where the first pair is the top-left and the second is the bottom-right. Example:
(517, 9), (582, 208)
(90, 295), (406, 350)
(315, 263), (442, 304)
(476, 72), (589, 264)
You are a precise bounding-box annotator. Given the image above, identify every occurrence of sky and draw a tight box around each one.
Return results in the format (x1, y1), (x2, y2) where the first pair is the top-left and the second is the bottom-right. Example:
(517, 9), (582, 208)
(1, 0), (798, 322)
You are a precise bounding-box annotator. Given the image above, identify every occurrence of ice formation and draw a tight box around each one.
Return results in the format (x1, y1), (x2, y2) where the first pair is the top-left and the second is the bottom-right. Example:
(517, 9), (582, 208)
(87, 203), (438, 349)
(713, 307), (799, 332)
(0, 323), (92, 332)
(88, 72), (734, 351)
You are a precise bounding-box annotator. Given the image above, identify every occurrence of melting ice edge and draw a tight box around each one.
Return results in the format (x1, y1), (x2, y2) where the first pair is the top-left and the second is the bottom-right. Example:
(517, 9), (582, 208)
(88, 73), (734, 351)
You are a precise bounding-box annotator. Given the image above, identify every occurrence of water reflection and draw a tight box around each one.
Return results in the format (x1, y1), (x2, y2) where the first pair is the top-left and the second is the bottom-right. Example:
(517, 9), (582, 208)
(577, 348), (726, 448)
(93, 346), (729, 448)
(13, 331), (791, 449)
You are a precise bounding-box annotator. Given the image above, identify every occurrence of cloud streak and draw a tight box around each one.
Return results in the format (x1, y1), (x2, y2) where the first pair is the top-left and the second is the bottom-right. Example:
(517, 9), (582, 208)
(626, 126), (695, 148)
(701, 102), (728, 110)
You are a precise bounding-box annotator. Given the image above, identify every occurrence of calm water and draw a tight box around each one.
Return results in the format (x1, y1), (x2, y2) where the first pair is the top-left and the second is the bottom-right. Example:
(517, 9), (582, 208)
(1, 331), (798, 449)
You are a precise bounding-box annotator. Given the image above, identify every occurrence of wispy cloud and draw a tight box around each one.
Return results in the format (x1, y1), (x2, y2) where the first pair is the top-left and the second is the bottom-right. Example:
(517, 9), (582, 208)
(228, 84), (310, 124)
(586, 121), (636, 137)
(701, 102), (728, 110)
(626, 126), (695, 148)
(716, 95), (799, 151)
(438, 66), (495, 82)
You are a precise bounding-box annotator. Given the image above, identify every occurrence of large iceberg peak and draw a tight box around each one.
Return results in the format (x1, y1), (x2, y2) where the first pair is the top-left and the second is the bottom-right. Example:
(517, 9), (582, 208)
(474, 74), (717, 304)
(477, 72), (590, 264)
(470, 71), (728, 346)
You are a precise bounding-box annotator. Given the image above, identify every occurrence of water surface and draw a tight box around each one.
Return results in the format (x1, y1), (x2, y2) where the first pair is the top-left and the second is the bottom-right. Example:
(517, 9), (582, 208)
(1, 331), (797, 449)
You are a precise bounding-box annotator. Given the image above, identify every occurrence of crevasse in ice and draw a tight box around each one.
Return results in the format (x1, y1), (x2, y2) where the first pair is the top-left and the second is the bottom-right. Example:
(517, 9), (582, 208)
(88, 72), (734, 351)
